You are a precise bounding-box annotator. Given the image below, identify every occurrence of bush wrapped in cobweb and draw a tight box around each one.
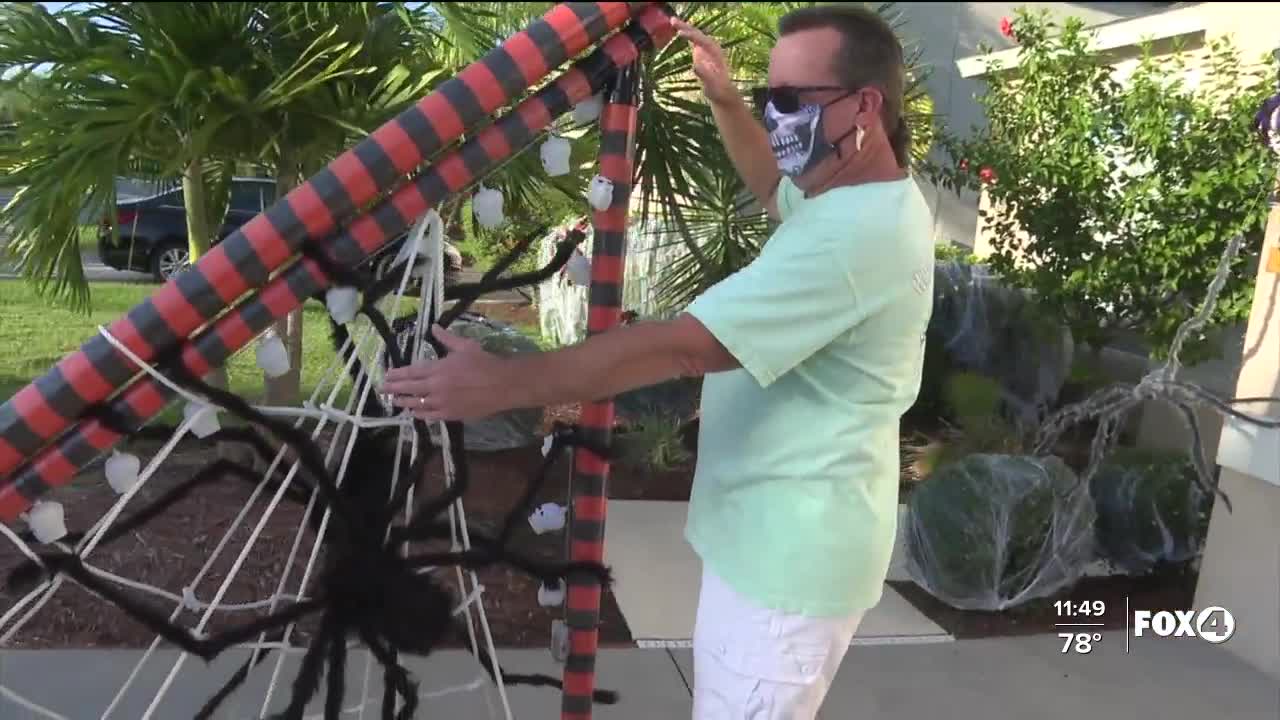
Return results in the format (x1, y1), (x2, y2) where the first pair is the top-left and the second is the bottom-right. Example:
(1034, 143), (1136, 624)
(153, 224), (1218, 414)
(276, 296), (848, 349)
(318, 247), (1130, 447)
(1089, 448), (1213, 576)
(904, 453), (1096, 610)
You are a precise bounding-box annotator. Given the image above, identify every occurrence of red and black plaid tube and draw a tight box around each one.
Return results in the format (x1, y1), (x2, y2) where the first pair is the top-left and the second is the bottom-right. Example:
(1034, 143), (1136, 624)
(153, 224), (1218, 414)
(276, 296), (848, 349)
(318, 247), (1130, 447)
(0, 2), (654, 485)
(0, 6), (678, 523)
(560, 63), (641, 720)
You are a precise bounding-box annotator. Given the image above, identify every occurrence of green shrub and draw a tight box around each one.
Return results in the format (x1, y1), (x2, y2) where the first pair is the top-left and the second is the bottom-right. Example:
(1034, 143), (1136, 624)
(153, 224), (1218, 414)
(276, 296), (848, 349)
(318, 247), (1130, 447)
(945, 370), (1002, 422)
(934, 243), (980, 265)
(1089, 447), (1213, 575)
(904, 453), (1096, 610)
(926, 9), (1279, 363)
(906, 372), (1025, 479)
(618, 412), (692, 473)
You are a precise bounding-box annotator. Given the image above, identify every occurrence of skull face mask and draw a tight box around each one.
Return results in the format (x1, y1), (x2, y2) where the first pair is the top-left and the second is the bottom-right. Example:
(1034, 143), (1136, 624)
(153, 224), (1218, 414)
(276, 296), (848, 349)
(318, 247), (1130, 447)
(762, 88), (861, 178)
(765, 100), (825, 177)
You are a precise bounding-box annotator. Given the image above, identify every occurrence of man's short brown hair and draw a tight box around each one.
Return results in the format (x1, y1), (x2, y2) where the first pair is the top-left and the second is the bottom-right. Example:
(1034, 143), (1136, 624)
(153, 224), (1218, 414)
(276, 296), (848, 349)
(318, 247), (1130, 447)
(779, 4), (910, 167)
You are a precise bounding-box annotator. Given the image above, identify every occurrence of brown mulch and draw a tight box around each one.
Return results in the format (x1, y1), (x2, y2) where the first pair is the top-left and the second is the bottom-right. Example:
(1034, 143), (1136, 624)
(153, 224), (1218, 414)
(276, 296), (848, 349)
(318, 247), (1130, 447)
(468, 300), (539, 330)
(0, 401), (688, 652)
(419, 420), (638, 650)
(888, 566), (1200, 639)
(0, 417), (1202, 651)
(0, 443), (327, 650)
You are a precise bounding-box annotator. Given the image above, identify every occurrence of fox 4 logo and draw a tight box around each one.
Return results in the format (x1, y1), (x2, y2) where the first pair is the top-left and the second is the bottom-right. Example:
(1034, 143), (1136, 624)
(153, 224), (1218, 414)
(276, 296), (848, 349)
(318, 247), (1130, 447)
(1133, 607), (1235, 644)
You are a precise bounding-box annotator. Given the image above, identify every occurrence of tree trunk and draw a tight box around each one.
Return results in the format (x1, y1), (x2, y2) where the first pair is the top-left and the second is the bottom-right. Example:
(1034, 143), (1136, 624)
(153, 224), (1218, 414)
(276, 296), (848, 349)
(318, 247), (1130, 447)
(182, 159), (212, 262)
(182, 159), (230, 392)
(264, 148), (304, 407)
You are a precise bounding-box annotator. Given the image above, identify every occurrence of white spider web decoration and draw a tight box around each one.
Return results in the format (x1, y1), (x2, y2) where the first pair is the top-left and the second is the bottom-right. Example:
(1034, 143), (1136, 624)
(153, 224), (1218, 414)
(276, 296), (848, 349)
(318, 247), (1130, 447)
(0, 212), (519, 720)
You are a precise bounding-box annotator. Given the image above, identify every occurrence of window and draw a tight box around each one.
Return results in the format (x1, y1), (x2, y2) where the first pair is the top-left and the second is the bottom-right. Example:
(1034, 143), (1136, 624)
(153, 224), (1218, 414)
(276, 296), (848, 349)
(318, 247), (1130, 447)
(229, 182), (268, 212)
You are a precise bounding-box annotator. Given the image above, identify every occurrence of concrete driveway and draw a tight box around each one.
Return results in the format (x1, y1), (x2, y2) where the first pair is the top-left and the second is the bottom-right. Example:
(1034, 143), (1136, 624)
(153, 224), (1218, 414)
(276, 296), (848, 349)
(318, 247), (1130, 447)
(1, 248), (534, 305)
(2, 633), (1277, 719)
(0, 251), (152, 283)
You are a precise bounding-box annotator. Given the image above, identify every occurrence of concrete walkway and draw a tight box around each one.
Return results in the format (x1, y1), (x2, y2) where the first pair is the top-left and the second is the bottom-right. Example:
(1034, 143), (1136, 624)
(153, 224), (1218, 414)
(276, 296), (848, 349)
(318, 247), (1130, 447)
(2, 633), (1276, 719)
(605, 500), (952, 648)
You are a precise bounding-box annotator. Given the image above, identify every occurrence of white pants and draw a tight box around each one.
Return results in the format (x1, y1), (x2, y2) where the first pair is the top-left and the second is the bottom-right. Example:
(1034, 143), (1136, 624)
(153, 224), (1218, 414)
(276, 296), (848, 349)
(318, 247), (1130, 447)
(691, 567), (863, 719)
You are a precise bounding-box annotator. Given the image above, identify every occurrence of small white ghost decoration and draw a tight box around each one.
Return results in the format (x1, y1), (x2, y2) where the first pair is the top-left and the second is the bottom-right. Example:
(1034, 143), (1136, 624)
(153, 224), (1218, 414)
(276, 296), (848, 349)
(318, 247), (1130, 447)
(586, 175), (614, 212)
(550, 619), (570, 663)
(537, 579), (566, 607)
(540, 135), (573, 177)
(27, 501), (67, 544)
(396, 210), (443, 280)
(565, 251), (592, 287)
(254, 328), (290, 379)
(572, 92), (604, 124)
(473, 185), (505, 229)
(528, 502), (566, 535)
(104, 449), (141, 494)
(183, 400), (221, 439)
(542, 433), (555, 457)
(325, 286), (359, 325)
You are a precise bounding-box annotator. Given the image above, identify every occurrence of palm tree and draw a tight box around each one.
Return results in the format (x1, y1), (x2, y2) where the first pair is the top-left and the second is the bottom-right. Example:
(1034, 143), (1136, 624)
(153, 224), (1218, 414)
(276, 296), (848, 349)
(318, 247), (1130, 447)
(0, 2), (436, 401)
(406, 1), (936, 313)
(0, 2), (364, 310)
(250, 2), (441, 405)
(0, 1), (933, 394)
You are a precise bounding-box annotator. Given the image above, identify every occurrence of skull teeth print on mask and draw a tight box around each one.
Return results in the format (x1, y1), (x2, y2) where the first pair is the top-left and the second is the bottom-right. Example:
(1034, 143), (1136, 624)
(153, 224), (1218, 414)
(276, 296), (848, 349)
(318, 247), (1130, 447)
(765, 100), (825, 178)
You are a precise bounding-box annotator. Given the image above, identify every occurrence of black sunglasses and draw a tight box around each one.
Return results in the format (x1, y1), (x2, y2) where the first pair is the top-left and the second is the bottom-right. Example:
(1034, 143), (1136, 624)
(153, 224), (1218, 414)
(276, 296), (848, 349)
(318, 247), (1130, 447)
(751, 85), (858, 115)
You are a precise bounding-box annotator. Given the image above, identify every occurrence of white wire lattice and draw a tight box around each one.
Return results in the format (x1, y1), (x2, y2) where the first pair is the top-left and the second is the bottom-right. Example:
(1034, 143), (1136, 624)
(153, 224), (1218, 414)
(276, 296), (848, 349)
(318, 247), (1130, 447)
(0, 212), (516, 720)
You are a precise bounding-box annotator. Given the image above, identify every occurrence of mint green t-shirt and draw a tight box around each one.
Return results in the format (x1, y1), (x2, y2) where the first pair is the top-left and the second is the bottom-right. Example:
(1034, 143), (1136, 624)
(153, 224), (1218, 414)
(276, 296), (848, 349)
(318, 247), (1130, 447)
(683, 175), (935, 617)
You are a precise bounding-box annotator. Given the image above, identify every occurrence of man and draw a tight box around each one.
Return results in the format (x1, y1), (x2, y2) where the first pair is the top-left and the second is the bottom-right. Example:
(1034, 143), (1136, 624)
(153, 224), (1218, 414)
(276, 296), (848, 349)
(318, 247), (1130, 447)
(383, 5), (934, 717)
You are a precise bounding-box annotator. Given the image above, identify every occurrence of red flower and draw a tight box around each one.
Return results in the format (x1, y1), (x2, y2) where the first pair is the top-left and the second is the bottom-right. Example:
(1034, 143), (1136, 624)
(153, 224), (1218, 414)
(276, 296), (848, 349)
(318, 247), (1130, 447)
(958, 158), (970, 172)
(1000, 17), (1015, 40)
(979, 166), (997, 184)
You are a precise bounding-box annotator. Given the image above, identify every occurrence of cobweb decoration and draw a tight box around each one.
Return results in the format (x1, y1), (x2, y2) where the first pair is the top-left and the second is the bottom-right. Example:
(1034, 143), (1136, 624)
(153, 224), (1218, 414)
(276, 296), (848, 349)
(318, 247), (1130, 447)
(0, 212), (612, 719)
(1033, 176), (1280, 508)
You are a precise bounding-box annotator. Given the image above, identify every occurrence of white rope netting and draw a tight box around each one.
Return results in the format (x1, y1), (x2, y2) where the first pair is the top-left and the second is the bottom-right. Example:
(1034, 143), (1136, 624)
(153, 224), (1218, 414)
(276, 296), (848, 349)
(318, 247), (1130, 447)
(0, 212), (518, 720)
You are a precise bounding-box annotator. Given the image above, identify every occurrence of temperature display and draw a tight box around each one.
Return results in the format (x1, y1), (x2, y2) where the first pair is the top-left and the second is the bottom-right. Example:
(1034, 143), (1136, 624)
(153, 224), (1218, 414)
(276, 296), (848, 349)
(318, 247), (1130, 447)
(1060, 632), (1102, 654)
(1054, 599), (1108, 654)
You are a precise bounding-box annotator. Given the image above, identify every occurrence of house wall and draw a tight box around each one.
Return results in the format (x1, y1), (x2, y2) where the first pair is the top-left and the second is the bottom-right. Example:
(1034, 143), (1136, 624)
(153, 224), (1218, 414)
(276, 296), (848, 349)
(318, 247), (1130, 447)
(1194, 191), (1280, 681)
(896, 1), (1164, 249)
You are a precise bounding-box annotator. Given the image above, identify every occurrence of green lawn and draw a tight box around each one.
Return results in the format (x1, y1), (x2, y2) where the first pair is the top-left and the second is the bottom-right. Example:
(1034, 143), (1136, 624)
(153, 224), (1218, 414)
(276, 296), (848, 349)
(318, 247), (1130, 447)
(0, 280), (353, 421)
(1, 278), (547, 429)
(79, 224), (98, 253)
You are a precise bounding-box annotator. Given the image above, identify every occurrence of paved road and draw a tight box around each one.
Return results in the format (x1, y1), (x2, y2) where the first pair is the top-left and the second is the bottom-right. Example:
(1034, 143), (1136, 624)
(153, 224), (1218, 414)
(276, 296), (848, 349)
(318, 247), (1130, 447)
(1, 251), (533, 303)
(0, 251), (152, 283)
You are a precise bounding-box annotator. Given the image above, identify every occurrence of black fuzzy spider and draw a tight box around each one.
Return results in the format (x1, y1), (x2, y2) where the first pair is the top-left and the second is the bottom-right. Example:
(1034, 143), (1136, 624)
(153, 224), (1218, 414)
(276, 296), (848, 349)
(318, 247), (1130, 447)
(3, 223), (613, 719)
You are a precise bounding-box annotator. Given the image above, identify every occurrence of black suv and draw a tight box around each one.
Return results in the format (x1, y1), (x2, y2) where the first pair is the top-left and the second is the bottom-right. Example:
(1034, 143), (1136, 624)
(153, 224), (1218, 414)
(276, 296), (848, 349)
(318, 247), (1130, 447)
(98, 177), (460, 284)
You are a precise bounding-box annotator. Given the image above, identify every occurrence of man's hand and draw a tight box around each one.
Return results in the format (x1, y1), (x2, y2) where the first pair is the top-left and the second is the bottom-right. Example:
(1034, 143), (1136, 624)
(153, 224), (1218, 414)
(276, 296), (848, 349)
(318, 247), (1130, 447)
(381, 326), (510, 423)
(379, 314), (739, 425)
(672, 17), (781, 220)
(672, 18), (736, 106)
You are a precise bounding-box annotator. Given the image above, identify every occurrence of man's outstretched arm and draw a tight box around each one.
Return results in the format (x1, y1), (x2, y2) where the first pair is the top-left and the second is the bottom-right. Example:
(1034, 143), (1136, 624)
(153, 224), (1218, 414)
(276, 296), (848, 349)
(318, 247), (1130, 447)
(381, 314), (738, 422)
(673, 18), (782, 220)
(508, 314), (737, 408)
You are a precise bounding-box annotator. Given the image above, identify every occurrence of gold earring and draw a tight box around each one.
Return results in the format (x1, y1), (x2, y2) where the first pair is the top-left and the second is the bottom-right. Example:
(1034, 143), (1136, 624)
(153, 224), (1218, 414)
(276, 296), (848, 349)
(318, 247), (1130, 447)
(855, 126), (865, 152)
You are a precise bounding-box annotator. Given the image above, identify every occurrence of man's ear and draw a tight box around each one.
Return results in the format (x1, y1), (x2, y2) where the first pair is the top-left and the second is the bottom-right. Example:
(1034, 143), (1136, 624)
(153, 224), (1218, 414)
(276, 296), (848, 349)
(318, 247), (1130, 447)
(854, 87), (884, 129)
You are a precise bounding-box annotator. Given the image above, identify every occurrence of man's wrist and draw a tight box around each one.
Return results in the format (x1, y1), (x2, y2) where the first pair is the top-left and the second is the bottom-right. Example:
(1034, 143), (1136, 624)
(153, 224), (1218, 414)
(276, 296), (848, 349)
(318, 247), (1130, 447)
(708, 92), (744, 113)
(497, 353), (541, 410)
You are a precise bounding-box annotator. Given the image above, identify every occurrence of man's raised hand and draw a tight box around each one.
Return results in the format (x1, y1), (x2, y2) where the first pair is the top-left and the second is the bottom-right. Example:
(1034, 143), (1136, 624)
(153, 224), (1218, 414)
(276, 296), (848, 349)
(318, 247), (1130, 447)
(671, 17), (737, 106)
